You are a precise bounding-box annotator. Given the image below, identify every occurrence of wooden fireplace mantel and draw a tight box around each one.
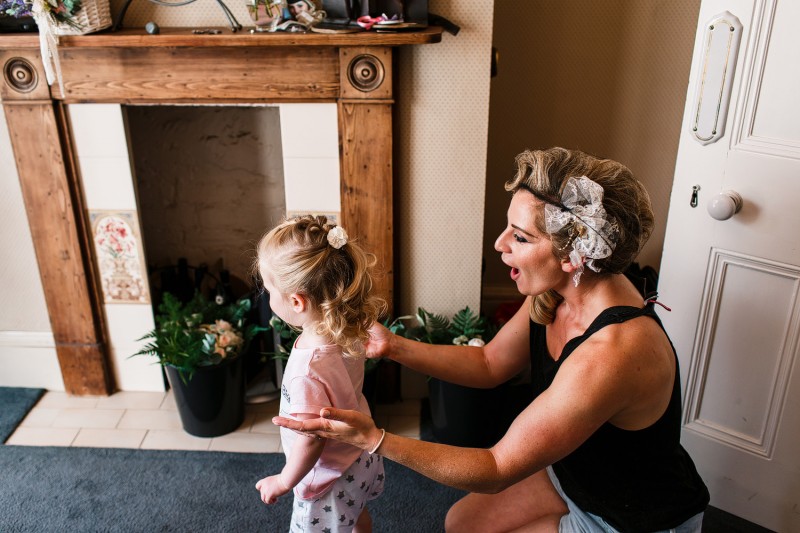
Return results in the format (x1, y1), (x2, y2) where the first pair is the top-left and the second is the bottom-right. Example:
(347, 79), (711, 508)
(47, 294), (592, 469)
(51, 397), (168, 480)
(0, 27), (441, 394)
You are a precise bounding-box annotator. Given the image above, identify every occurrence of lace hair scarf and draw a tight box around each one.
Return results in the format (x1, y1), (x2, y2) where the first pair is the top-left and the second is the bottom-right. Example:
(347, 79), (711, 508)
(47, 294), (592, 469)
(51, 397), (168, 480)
(522, 176), (619, 286)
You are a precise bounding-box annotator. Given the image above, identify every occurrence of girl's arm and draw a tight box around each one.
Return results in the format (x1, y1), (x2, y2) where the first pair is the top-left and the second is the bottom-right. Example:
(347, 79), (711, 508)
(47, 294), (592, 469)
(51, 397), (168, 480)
(367, 297), (534, 388)
(256, 414), (326, 505)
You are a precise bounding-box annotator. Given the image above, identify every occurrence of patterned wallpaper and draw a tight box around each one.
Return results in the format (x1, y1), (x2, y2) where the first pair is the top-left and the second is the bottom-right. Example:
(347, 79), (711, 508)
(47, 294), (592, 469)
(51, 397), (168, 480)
(395, 1), (494, 315)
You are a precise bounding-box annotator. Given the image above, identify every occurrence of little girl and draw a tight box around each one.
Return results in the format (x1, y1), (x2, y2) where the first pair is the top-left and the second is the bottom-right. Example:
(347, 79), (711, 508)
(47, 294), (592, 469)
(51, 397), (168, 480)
(255, 215), (387, 533)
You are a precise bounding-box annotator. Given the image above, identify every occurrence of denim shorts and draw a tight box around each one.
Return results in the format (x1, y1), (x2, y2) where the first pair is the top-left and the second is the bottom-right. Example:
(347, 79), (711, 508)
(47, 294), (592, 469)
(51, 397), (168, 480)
(546, 466), (704, 533)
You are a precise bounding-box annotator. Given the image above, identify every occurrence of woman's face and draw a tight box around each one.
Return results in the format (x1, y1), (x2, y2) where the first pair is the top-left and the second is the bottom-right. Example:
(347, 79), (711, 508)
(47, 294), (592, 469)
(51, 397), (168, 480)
(494, 189), (566, 296)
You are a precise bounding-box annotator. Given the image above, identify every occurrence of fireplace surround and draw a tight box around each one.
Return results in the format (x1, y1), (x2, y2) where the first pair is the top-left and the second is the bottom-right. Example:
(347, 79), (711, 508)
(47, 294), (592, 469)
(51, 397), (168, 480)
(0, 27), (441, 395)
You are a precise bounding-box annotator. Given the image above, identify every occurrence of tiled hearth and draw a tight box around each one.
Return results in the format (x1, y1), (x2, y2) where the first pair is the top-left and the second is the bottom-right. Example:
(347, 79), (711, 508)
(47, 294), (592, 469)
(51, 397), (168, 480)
(7, 391), (420, 452)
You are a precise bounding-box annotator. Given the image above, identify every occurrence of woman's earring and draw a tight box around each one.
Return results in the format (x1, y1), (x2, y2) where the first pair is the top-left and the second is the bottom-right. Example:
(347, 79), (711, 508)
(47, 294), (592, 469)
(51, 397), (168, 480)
(569, 249), (584, 287)
(572, 265), (584, 287)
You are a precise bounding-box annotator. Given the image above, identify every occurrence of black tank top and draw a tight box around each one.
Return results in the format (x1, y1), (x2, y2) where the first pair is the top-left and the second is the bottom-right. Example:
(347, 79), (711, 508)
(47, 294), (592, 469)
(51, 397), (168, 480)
(530, 304), (709, 531)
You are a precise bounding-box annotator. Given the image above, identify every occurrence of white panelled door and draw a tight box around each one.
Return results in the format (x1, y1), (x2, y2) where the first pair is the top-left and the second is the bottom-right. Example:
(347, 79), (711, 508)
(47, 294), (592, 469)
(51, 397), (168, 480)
(659, 1), (800, 531)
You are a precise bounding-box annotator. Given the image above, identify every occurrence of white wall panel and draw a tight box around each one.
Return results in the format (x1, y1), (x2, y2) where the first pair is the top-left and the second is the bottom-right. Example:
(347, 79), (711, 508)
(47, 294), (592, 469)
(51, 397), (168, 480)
(0, 104), (60, 388)
(70, 104), (164, 392)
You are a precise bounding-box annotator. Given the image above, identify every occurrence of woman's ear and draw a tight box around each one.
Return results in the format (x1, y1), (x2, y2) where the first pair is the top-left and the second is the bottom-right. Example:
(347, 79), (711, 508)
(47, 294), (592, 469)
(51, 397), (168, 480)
(561, 252), (584, 273)
(561, 259), (576, 273)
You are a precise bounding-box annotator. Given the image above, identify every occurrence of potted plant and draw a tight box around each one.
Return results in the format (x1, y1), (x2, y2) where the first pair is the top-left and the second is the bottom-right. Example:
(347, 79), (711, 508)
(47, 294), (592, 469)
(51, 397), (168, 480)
(399, 306), (530, 448)
(134, 291), (267, 437)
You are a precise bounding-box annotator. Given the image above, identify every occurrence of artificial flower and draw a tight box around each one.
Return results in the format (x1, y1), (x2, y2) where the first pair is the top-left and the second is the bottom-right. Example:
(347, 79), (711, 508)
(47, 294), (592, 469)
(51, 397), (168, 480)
(327, 226), (348, 249)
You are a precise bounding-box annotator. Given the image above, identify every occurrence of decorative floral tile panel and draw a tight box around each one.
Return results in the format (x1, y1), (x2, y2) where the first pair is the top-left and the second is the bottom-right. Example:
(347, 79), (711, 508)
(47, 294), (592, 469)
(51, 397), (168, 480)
(90, 210), (150, 304)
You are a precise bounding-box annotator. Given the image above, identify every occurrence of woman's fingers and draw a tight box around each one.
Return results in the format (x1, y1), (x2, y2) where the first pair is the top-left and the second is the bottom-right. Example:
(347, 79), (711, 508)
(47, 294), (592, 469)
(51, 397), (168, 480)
(364, 322), (390, 359)
(273, 409), (355, 430)
(320, 407), (353, 422)
(273, 408), (376, 449)
(272, 415), (327, 432)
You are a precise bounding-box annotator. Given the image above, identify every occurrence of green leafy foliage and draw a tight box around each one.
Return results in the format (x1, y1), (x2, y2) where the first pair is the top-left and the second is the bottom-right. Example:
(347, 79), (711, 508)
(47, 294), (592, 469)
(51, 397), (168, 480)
(268, 315), (300, 361)
(450, 307), (494, 340)
(264, 306), (495, 376)
(133, 291), (268, 382)
(401, 306), (496, 346)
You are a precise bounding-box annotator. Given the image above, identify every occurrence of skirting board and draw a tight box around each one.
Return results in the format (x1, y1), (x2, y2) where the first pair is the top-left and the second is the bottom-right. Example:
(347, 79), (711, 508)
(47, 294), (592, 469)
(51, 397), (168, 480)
(0, 331), (63, 390)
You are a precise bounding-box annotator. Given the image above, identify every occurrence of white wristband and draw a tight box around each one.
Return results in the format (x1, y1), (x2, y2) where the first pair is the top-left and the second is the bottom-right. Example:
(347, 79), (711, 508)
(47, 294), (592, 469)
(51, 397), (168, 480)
(368, 428), (386, 455)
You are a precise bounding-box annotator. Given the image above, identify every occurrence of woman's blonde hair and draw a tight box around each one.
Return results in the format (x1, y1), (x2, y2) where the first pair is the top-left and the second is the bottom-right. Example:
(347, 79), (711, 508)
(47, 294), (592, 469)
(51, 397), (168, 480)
(255, 215), (386, 357)
(505, 147), (654, 324)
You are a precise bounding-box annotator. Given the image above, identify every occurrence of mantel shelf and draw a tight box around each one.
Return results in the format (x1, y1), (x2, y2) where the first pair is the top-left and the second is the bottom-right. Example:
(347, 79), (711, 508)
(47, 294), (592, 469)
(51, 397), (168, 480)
(0, 25), (442, 50)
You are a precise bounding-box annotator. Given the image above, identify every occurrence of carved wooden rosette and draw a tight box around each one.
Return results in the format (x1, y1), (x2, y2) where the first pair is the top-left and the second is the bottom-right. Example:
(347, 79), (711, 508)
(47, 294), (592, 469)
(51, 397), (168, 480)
(3, 57), (38, 94)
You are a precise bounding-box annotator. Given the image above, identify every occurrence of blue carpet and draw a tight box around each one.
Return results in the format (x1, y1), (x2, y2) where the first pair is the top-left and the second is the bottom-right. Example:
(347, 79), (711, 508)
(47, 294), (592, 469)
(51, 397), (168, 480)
(0, 387), (44, 443)
(0, 446), (463, 532)
(0, 388), (464, 532)
(1, 389), (771, 532)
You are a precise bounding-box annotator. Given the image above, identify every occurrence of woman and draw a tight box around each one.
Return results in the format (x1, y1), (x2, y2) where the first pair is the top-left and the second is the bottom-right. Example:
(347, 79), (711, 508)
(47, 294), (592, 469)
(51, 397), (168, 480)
(274, 147), (710, 532)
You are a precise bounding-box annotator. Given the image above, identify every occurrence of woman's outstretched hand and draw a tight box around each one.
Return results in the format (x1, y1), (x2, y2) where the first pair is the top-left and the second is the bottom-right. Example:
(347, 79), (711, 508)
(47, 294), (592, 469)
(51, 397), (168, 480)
(273, 407), (383, 451)
(364, 322), (393, 360)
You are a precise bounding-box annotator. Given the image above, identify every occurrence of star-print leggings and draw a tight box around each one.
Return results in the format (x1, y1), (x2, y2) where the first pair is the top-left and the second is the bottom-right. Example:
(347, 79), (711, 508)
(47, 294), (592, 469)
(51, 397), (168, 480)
(290, 451), (385, 532)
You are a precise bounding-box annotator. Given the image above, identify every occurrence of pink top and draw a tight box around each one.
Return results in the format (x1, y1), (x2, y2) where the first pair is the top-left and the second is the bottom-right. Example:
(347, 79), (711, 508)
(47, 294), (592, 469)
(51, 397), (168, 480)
(279, 342), (371, 499)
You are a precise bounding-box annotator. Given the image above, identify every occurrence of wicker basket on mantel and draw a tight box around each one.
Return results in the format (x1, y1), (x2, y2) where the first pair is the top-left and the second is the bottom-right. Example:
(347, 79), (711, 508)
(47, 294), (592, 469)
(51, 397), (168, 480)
(54, 0), (112, 35)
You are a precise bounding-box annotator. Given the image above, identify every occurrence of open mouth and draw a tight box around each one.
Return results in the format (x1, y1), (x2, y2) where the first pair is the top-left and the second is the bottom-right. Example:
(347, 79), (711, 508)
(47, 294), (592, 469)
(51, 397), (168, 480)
(510, 267), (520, 280)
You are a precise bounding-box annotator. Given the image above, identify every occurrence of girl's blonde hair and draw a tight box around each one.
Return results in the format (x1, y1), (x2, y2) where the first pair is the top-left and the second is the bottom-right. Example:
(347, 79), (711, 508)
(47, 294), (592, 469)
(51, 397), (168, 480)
(505, 148), (654, 324)
(256, 215), (386, 357)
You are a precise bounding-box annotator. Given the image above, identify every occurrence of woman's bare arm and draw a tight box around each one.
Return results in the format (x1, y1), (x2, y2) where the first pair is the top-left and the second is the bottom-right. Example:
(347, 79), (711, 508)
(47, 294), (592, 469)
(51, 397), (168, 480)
(371, 297), (534, 388)
(275, 327), (659, 494)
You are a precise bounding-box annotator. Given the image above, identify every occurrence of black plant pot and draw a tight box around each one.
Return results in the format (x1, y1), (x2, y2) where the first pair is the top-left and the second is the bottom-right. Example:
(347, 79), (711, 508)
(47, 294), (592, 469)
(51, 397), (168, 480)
(427, 378), (505, 448)
(363, 369), (378, 415)
(427, 378), (534, 448)
(165, 356), (245, 438)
